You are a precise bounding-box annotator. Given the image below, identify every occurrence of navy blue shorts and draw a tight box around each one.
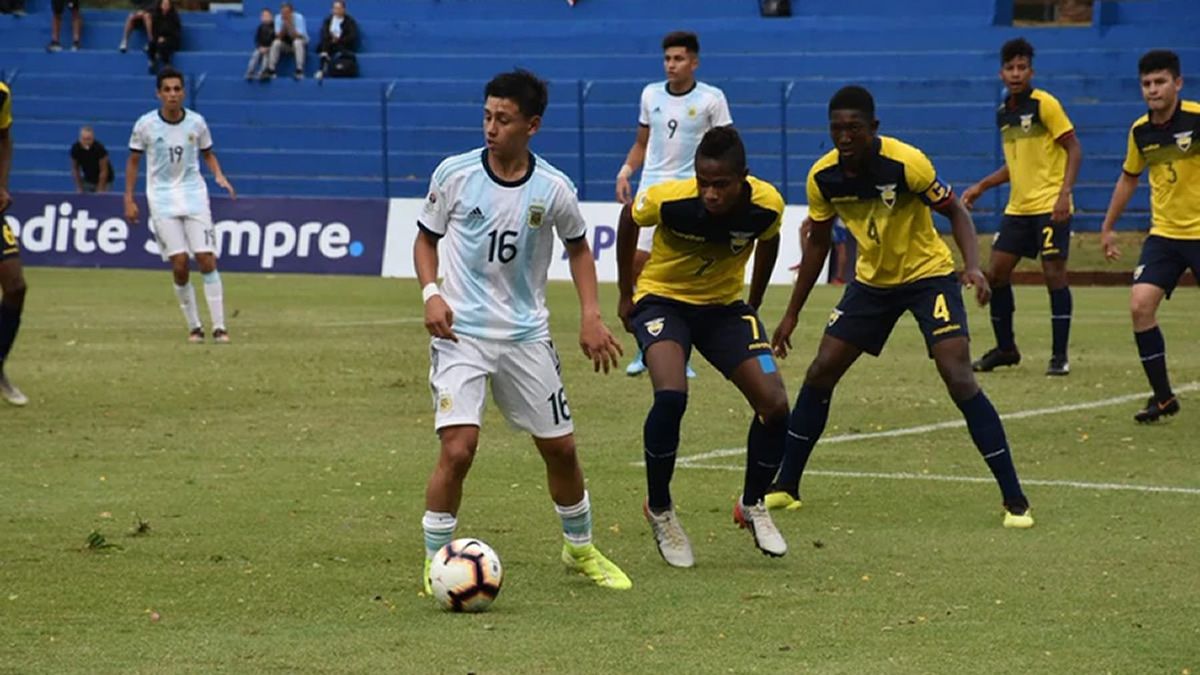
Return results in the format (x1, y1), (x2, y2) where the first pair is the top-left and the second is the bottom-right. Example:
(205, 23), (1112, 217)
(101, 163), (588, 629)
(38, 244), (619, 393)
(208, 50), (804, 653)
(1134, 235), (1200, 298)
(993, 213), (1070, 260)
(825, 273), (970, 357)
(630, 295), (777, 379)
(51, 0), (79, 14)
(0, 223), (20, 262)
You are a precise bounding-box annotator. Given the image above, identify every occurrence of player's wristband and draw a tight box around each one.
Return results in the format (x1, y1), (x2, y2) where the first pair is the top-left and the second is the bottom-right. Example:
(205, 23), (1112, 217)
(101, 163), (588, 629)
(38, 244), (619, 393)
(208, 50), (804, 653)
(421, 282), (441, 303)
(617, 164), (634, 180)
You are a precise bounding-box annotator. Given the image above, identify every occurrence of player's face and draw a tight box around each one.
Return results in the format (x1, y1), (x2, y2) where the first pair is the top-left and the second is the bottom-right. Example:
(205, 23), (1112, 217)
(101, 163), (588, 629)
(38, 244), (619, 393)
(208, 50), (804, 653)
(79, 129), (94, 147)
(157, 78), (185, 113)
(1140, 69), (1182, 114)
(695, 156), (747, 216)
(663, 47), (697, 86)
(260, 9), (272, 22)
(332, 1), (344, 17)
(1001, 56), (1033, 94)
(483, 96), (540, 158)
(829, 110), (878, 166)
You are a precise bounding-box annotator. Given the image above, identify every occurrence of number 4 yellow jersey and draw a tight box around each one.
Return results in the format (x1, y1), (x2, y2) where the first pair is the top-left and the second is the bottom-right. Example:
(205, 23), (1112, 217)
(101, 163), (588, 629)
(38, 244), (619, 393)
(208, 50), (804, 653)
(631, 175), (784, 306)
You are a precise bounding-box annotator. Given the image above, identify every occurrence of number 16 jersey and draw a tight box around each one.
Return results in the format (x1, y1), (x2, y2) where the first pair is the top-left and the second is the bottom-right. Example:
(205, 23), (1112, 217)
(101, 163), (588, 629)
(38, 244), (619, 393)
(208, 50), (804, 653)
(419, 148), (587, 342)
(129, 109), (213, 219)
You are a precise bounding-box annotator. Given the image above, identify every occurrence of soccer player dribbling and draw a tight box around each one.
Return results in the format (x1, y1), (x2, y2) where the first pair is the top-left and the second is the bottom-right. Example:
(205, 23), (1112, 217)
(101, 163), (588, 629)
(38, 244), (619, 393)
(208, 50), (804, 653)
(416, 69), (632, 594)
(0, 80), (29, 406)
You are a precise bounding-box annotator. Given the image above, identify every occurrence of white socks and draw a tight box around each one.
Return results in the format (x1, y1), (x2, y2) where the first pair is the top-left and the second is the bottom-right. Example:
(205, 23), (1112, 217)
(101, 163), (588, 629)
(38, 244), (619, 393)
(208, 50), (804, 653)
(173, 282), (201, 330)
(202, 271), (225, 331)
(422, 511), (457, 560)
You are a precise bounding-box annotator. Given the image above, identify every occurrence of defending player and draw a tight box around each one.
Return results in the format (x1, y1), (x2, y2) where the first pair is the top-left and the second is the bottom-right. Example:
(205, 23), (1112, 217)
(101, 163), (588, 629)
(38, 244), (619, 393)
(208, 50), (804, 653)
(615, 31), (732, 377)
(768, 86), (1034, 529)
(0, 80), (29, 406)
(125, 68), (236, 344)
(1099, 50), (1199, 423)
(617, 126), (790, 567)
(962, 38), (1082, 376)
(417, 70), (631, 593)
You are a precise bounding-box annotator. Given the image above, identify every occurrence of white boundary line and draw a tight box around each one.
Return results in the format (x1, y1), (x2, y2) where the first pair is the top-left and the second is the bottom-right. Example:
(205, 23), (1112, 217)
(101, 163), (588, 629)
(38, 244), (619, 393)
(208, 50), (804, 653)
(313, 317), (426, 327)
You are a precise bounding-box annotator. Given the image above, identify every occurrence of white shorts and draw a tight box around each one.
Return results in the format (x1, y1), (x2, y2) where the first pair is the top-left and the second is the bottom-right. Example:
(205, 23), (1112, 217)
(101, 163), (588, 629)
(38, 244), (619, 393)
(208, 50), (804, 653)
(636, 225), (656, 253)
(150, 212), (216, 261)
(429, 334), (574, 439)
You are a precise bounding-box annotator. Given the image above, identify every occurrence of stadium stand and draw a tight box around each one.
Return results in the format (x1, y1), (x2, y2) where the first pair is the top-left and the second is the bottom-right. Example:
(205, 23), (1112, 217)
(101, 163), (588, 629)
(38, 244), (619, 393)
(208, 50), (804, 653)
(2, 0), (1198, 231)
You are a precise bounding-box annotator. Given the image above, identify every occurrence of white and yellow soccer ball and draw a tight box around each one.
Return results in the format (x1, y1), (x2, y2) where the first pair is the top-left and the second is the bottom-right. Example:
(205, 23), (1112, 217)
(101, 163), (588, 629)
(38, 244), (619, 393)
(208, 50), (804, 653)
(430, 538), (504, 612)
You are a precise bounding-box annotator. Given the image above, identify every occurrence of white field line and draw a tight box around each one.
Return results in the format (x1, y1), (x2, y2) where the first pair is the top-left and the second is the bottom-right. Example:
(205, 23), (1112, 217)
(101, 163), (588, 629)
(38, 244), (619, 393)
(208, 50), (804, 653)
(671, 382), (1200, 466)
(676, 465), (1200, 496)
(313, 317), (426, 327)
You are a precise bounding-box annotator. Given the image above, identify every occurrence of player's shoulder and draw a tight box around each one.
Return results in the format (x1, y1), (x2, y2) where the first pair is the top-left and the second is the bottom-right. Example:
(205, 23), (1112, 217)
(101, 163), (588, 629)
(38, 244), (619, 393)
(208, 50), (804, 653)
(879, 135), (934, 168)
(1181, 100), (1200, 115)
(644, 177), (697, 203)
(184, 108), (208, 125)
(641, 81), (666, 100)
(531, 153), (578, 196)
(808, 148), (840, 178)
(747, 175), (784, 213)
(0, 81), (10, 97)
(135, 109), (160, 126)
(432, 147), (484, 184)
(1030, 88), (1062, 107)
(694, 80), (727, 100)
(1128, 112), (1151, 133)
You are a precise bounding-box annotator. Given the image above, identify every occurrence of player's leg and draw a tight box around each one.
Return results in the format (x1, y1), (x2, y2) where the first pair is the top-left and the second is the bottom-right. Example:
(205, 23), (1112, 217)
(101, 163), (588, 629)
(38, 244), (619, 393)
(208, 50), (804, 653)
(155, 216), (202, 340)
(48, 1), (63, 50)
(624, 229), (654, 376)
(974, 216), (1026, 372)
(1039, 215), (1072, 375)
(186, 214), (227, 342)
(0, 250), (29, 406)
(1129, 236), (1186, 422)
(70, 3), (81, 48)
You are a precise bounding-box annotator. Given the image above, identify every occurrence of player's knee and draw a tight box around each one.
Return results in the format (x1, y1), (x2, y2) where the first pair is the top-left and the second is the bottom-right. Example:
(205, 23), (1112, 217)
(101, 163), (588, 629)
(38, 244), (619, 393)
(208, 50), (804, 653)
(2, 279), (26, 309)
(439, 442), (477, 477)
(538, 438), (578, 466)
(988, 268), (1011, 286)
(753, 394), (789, 428)
(943, 369), (979, 402)
(803, 357), (840, 390)
(1129, 294), (1158, 325)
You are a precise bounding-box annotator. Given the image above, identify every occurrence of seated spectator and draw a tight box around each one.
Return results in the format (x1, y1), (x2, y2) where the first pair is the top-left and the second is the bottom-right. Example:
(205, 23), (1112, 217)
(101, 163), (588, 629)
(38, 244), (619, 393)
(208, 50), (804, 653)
(0, 0), (27, 16)
(245, 8), (275, 80)
(70, 126), (111, 193)
(119, 0), (156, 53)
(147, 0), (181, 75)
(263, 2), (308, 81)
(315, 0), (359, 80)
(47, 0), (83, 52)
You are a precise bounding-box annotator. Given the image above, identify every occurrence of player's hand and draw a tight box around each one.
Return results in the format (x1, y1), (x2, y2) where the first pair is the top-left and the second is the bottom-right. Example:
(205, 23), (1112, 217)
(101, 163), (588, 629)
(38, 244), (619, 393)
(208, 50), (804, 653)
(0, 188), (11, 214)
(960, 183), (983, 211)
(963, 267), (991, 306)
(617, 293), (636, 334)
(771, 313), (798, 359)
(216, 175), (237, 200)
(124, 198), (139, 225)
(579, 314), (622, 373)
(1051, 192), (1071, 224)
(1101, 230), (1121, 261)
(423, 295), (458, 342)
(615, 174), (633, 205)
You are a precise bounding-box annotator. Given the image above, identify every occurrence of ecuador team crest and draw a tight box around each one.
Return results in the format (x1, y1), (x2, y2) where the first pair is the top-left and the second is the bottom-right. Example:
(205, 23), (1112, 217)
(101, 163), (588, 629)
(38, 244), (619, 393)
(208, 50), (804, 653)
(1175, 130), (1193, 153)
(644, 317), (665, 337)
(1019, 113), (1034, 132)
(876, 183), (898, 209)
(730, 231), (753, 254)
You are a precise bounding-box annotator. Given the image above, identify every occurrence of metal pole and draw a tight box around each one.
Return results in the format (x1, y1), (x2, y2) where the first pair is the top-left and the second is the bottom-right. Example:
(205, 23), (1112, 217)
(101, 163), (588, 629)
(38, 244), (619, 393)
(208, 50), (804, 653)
(382, 80), (397, 199)
(577, 80), (593, 201)
(781, 81), (796, 202)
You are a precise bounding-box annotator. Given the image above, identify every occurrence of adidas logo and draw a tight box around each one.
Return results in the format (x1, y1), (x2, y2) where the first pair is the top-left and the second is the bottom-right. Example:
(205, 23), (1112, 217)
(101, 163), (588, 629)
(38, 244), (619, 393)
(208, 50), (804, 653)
(652, 106), (661, 113)
(468, 206), (485, 220)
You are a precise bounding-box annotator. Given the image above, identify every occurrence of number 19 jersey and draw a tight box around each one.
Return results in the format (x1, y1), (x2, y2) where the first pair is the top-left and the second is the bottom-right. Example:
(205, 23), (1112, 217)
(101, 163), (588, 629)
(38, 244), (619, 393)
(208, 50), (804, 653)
(419, 148), (587, 342)
(128, 108), (213, 219)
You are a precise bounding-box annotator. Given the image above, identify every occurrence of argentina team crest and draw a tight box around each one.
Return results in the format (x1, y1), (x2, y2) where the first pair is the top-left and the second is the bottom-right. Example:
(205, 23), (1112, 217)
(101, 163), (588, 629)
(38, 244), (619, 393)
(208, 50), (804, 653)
(1019, 113), (1034, 132)
(876, 184), (898, 209)
(644, 317), (665, 337)
(1175, 130), (1193, 153)
(527, 202), (546, 229)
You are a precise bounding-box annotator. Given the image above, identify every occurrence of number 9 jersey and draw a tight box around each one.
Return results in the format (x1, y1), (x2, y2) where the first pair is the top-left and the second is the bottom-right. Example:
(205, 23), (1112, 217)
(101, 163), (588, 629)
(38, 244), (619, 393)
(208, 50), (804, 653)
(418, 148), (587, 342)
(128, 108), (213, 219)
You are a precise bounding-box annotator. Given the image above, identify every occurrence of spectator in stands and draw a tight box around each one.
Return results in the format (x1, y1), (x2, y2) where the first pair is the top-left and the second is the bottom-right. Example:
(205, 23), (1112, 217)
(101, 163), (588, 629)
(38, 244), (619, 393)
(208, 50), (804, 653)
(245, 8), (275, 80)
(119, 0), (156, 53)
(47, 0), (83, 53)
(315, 0), (359, 80)
(147, 0), (182, 75)
(0, 0), (27, 17)
(264, 2), (308, 81)
(70, 126), (111, 193)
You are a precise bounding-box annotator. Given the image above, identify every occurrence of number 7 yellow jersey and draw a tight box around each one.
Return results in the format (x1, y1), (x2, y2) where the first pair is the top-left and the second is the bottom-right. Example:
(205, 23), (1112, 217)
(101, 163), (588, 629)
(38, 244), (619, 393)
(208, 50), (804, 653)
(631, 175), (783, 306)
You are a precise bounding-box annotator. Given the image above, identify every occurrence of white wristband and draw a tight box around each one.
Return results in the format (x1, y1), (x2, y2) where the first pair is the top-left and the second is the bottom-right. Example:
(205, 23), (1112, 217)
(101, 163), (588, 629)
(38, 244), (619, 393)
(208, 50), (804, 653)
(421, 282), (441, 303)
(617, 164), (634, 180)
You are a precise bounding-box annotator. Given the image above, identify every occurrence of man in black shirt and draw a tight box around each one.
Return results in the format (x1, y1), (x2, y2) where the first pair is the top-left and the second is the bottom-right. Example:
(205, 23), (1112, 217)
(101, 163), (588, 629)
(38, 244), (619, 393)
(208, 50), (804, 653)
(70, 126), (111, 193)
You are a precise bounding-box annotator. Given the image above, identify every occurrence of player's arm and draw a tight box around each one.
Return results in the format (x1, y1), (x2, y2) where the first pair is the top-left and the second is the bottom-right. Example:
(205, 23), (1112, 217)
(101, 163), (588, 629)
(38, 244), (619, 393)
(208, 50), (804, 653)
(961, 165), (1008, 211)
(617, 193), (656, 332)
(565, 236), (622, 373)
(772, 217), (831, 358)
(413, 227), (456, 342)
(0, 125), (11, 213)
(747, 234), (779, 311)
(1054, 132), (1082, 223)
(70, 157), (84, 193)
(1100, 126), (1144, 261)
(98, 156), (111, 192)
(935, 196), (991, 306)
(616, 125), (650, 204)
(123, 150), (142, 223)
(201, 148), (236, 199)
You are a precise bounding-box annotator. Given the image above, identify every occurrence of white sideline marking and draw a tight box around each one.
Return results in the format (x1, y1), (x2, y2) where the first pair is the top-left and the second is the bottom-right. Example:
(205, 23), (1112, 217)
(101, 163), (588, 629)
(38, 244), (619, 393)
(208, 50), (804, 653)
(677, 465), (1200, 496)
(672, 382), (1200, 465)
(314, 317), (426, 327)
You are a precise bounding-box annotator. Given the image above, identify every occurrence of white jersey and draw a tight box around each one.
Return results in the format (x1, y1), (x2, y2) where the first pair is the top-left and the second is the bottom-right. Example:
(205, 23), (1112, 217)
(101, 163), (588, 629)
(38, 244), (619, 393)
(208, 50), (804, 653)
(638, 80), (733, 187)
(419, 148), (587, 342)
(128, 108), (213, 219)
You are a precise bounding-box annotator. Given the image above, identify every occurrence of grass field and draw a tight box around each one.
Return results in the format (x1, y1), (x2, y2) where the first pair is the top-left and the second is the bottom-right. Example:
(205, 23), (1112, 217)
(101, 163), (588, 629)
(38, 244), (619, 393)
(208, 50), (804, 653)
(2, 267), (1198, 674)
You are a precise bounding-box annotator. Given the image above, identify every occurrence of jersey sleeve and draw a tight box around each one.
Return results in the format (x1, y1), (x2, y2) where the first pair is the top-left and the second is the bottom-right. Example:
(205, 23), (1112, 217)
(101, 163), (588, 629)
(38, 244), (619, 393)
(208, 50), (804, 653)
(631, 185), (662, 227)
(637, 86), (651, 127)
(903, 147), (953, 207)
(1122, 124), (1145, 176)
(418, 174), (449, 237)
(128, 118), (147, 152)
(805, 165), (837, 222)
(760, 185), (784, 240)
(710, 90), (733, 127)
(552, 182), (587, 243)
(1040, 94), (1074, 140)
(0, 87), (12, 131)
(196, 117), (214, 151)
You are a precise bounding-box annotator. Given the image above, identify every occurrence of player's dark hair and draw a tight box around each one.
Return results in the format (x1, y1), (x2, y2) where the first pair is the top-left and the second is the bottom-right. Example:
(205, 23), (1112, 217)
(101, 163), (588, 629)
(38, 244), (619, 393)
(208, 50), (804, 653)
(828, 85), (875, 120)
(695, 126), (746, 173)
(280, 1), (293, 9)
(1138, 49), (1181, 78)
(484, 69), (548, 119)
(662, 31), (700, 54)
(156, 66), (185, 90)
(1001, 38), (1034, 64)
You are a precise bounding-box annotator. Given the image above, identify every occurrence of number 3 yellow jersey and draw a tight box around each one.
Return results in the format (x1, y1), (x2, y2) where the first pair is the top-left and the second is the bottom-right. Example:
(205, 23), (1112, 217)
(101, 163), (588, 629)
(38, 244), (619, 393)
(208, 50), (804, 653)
(632, 175), (784, 305)
(806, 136), (955, 288)
(1122, 100), (1200, 240)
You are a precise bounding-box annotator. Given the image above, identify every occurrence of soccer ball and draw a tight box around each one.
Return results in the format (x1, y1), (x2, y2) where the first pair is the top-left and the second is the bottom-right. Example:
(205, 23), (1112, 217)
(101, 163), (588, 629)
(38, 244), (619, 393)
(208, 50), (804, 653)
(430, 538), (503, 612)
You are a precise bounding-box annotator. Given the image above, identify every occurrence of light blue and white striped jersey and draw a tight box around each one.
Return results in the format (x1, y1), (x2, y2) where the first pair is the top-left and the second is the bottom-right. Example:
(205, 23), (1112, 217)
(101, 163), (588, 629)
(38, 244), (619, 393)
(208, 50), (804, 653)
(638, 80), (733, 187)
(128, 108), (213, 218)
(419, 148), (587, 342)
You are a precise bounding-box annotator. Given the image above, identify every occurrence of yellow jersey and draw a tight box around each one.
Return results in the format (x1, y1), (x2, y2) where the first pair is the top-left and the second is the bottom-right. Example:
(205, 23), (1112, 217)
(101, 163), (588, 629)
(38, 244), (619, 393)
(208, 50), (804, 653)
(1122, 99), (1200, 240)
(806, 136), (956, 287)
(0, 82), (11, 131)
(632, 175), (784, 305)
(998, 88), (1074, 216)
